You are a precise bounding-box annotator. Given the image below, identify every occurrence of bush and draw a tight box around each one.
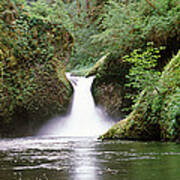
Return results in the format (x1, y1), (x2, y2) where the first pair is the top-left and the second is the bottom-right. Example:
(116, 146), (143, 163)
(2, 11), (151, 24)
(101, 51), (180, 141)
(123, 43), (165, 108)
(92, 0), (180, 57)
(0, 0), (73, 132)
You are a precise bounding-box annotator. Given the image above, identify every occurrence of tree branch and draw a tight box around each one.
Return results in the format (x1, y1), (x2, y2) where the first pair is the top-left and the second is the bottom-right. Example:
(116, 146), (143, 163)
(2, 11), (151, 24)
(144, 0), (161, 15)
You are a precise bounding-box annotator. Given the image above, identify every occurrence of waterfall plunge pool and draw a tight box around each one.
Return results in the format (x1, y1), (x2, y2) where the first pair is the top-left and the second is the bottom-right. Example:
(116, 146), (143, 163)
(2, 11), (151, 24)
(0, 136), (180, 180)
(38, 74), (114, 137)
(1, 75), (180, 180)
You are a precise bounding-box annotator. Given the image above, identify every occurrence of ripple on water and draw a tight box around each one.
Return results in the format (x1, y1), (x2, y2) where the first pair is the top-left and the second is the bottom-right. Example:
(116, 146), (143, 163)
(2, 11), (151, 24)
(1, 137), (180, 180)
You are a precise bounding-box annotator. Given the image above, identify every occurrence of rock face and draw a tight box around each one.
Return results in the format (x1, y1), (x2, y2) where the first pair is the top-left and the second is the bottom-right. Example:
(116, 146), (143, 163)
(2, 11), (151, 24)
(86, 53), (125, 118)
(0, 0), (73, 137)
(0, 64), (73, 137)
(90, 55), (131, 118)
(92, 76), (130, 118)
(101, 51), (180, 141)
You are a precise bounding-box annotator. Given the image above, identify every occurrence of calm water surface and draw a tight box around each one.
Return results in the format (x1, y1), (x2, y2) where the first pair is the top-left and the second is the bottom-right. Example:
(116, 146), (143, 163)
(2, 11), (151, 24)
(0, 136), (180, 180)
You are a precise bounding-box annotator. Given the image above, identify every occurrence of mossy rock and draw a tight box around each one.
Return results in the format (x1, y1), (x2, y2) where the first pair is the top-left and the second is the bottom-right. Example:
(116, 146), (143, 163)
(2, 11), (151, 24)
(85, 53), (110, 77)
(0, 61), (73, 137)
(91, 58), (131, 118)
(101, 51), (180, 141)
(0, 0), (73, 137)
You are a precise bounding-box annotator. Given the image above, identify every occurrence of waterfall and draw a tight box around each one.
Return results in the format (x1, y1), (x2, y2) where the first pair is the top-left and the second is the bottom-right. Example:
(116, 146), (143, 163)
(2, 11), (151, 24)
(38, 74), (114, 137)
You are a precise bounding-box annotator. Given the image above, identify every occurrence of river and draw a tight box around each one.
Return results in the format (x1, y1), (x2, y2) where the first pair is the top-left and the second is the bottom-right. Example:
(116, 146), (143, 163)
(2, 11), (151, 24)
(0, 136), (180, 180)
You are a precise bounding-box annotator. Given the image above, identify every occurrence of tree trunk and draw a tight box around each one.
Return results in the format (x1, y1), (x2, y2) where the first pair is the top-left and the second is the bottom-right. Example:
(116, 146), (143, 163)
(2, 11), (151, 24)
(76, 0), (81, 17)
(86, 0), (90, 20)
(126, 0), (129, 6)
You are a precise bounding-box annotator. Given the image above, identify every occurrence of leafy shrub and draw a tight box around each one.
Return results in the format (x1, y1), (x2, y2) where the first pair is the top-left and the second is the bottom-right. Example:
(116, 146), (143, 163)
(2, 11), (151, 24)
(102, 51), (180, 141)
(0, 0), (73, 125)
(92, 0), (180, 57)
(25, 0), (105, 70)
(123, 43), (165, 106)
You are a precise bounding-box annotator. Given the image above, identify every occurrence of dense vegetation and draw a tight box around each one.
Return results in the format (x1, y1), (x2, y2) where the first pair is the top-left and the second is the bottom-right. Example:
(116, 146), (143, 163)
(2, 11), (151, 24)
(101, 51), (180, 141)
(0, 0), (73, 136)
(0, 0), (179, 139)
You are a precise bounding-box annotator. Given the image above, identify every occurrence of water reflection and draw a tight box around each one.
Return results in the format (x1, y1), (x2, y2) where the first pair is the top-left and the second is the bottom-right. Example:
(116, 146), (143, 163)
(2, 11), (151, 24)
(0, 137), (180, 180)
(71, 138), (97, 180)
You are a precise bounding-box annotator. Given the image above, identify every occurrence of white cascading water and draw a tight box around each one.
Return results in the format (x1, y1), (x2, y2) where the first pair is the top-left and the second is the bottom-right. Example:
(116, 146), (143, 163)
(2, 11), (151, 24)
(38, 74), (114, 137)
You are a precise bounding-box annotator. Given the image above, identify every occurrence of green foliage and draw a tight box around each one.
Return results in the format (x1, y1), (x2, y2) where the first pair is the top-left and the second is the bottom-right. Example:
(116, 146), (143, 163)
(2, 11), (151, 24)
(59, 0), (104, 69)
(123, 43), (165, 105)
(0, 0), (73, 124)
(92, 0), (180, 57)
(25, 0), (104, 70)
(159, 53), (180, 139)
(140, 51), (180, 140)
(24, 0), (180, 71)
(102, 51), (180, 141)
(90, 0), (179, 124)
(25, 0), (54, 20)
(122, 46), (180, 140)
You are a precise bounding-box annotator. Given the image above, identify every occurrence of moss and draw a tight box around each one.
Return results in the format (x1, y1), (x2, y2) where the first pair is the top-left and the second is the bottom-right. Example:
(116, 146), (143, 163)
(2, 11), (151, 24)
(92, 78), (126, 117)
(85, 53), (110, 77)
(91, 60), (132, 118)
(0, 60), (73, 137)
(101, 51), (180, 141)
(0, 0), (73, 137)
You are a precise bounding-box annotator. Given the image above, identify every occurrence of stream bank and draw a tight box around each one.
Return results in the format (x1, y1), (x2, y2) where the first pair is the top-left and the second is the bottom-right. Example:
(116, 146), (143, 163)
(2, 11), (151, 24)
(100, 52), (180, 141)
